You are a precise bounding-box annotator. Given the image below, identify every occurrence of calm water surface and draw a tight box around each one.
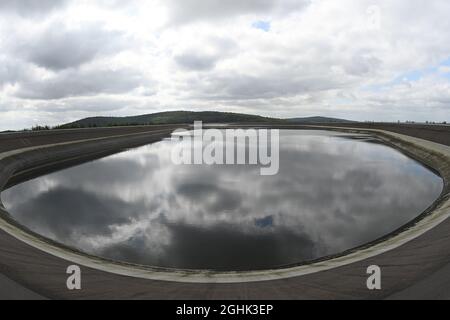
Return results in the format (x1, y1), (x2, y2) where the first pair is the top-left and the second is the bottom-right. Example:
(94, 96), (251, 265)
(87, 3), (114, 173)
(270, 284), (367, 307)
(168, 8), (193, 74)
(1, 130), (443, 270)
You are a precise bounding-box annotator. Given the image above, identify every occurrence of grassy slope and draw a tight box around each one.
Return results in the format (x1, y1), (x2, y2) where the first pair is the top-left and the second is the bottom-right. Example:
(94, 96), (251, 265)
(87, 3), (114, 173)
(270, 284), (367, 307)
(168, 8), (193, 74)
(59, 111), (277, 128)
(57, 111), (354, 129)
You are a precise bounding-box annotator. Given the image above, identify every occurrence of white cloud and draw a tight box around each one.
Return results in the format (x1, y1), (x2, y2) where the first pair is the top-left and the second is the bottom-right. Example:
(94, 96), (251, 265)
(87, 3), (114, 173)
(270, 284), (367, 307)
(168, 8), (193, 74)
(0, 0), (449, 130)
(11, 22), (126, 71)
(0, 0), (69, 17)
(164, 0), (311, 25)
(15, 67), (150, 100)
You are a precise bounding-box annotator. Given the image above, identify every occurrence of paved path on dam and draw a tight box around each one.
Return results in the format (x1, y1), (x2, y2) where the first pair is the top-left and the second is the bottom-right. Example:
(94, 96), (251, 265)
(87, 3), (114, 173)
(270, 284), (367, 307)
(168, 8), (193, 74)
(0, 124), (449, 300)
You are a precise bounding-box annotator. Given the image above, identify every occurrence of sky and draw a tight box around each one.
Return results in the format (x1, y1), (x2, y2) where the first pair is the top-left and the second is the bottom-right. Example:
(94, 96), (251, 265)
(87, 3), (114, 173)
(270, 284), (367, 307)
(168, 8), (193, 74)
(0, 0), (449, 130)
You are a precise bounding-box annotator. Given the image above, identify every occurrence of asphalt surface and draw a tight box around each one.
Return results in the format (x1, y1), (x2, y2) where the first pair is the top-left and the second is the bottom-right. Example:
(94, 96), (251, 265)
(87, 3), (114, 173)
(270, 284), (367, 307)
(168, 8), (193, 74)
(0, 123), (449, 300)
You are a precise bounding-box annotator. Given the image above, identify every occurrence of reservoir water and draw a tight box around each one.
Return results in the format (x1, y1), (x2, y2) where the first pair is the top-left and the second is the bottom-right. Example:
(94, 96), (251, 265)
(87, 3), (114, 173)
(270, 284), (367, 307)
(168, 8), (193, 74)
(1, 130), (443, 270)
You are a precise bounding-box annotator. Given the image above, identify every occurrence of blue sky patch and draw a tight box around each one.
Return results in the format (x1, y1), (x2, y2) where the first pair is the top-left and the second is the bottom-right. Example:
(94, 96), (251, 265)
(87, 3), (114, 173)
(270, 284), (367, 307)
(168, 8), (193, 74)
(255, 215), (274, 228)
(363, 56), (450, 92)
(252, 20), (271, 32)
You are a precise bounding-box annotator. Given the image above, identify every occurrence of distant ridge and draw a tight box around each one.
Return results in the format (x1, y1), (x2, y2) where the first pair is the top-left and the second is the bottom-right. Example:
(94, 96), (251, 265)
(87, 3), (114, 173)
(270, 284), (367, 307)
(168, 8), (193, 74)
(57, 111), (354, 129)
(58, 111), (275, 129)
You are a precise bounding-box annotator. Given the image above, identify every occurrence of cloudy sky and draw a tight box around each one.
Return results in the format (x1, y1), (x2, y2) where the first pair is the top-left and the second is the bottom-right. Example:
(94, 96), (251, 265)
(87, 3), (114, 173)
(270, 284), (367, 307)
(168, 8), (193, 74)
(0, 0), (449, 130)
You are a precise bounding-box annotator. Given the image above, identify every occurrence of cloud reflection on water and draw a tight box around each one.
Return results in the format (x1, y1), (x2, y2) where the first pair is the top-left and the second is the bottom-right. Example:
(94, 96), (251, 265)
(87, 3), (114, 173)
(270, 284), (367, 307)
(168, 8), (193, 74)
(1, 130), (443, 270)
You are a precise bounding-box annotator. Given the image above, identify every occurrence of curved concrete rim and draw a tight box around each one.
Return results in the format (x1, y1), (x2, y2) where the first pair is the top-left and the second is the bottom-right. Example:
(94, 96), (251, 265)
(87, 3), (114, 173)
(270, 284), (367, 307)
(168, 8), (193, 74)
(0, 127), (449, 284)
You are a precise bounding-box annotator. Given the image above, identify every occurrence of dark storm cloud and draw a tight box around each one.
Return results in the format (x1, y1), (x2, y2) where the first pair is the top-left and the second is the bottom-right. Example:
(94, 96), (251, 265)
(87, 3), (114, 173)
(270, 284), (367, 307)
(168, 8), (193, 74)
(16, 68), (148, 100)
(0, 0), (69, 16)
(166, 0), (311, 25)
(15, 24), (126, 71)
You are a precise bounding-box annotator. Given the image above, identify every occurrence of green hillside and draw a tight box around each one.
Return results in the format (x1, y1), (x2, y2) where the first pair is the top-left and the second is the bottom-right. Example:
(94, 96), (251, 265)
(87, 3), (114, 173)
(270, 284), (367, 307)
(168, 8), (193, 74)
(58, 111), (277, 129)
(56, 111), (355, 129)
